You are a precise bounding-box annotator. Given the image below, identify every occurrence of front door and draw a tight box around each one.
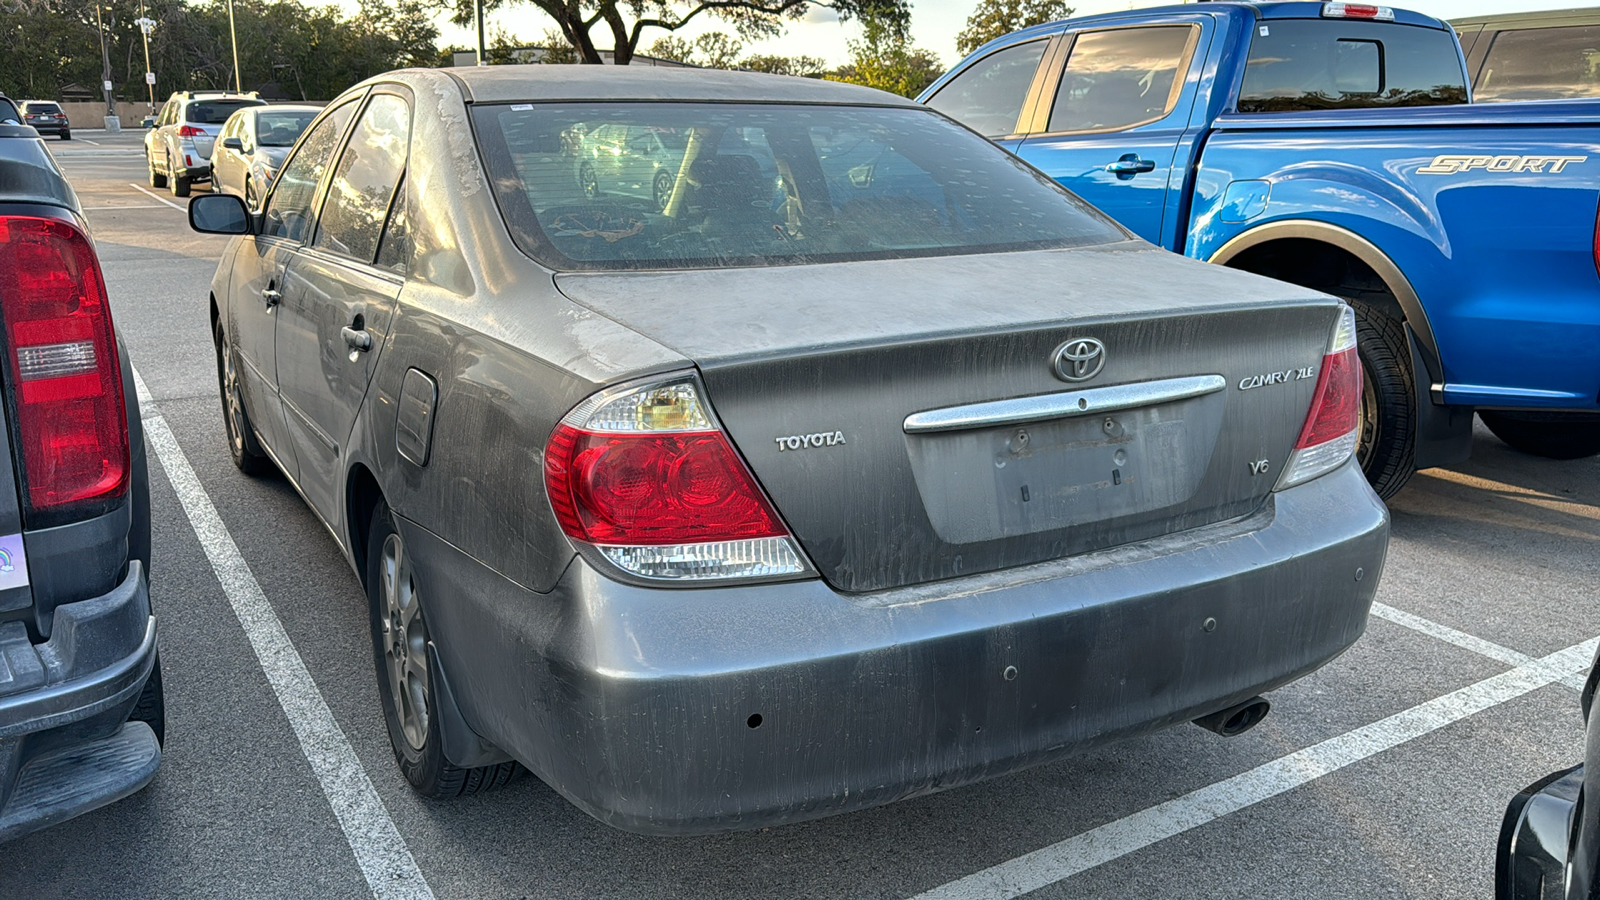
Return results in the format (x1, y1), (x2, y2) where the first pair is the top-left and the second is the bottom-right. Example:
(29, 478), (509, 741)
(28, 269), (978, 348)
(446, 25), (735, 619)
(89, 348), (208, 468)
(274, 91), (410, 524)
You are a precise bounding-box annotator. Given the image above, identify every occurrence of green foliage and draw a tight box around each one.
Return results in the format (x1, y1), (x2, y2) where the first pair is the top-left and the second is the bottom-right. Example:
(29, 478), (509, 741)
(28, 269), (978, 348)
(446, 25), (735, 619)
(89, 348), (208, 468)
(740, 53), (827, 78)
(827, 9), (941, 97)
(0, 0), (437, 102)
(955, 0), (1074, 57)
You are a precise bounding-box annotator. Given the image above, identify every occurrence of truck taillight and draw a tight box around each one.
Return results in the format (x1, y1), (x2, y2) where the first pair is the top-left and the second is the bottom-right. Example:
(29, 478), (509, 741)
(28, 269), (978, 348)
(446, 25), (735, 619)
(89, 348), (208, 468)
(545, 376), (811, 583)
(1322, 3), (1394, 20)
(0, 216), (129, 520)
(177, 125), (204, 138)
(1277, 305), (1361, 490)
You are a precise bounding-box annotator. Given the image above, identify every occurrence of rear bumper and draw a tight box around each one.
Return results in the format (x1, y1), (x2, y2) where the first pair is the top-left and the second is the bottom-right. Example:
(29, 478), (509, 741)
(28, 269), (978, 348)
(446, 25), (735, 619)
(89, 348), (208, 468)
(0, 562), (159, 843)
(420, 459), (1389, 835)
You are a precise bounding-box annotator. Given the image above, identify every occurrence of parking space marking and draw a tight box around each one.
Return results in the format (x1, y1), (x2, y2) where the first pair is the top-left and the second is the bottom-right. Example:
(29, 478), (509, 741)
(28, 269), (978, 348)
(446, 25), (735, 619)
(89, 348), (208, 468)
(132, 368), (434, 900)
(1370, 602), (1588, 691)
(77, 138), (101, 145)
(909, 634), (1598, 900)
(84, 204), (179, 211)
(127, 183), (184, 210)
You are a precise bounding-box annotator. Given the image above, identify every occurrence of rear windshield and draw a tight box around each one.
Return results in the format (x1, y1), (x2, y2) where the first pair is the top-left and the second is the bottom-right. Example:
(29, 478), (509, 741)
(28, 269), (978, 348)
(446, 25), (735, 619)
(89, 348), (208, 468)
(1238, 19), (1467, 112)
(23, 102), (61, 114)
(256, 110), (317, 146)
(187, 99), (266, 124)
(474, 102), (1127, 272)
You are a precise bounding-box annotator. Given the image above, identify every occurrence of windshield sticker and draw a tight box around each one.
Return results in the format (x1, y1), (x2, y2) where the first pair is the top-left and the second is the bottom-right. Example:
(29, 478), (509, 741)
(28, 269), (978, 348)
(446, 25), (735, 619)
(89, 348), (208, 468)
(1417, 155), (1586, 175)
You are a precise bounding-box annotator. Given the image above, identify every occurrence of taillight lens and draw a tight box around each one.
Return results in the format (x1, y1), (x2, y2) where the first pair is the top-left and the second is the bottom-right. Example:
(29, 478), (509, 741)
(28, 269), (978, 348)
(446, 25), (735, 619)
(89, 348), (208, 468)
(1321, 3), (1394, 20)
(1277, 304), (1361, 490)
(0, 216), (129, 519)
(545, 376), (810, 582)
(177, 125), (205, 138)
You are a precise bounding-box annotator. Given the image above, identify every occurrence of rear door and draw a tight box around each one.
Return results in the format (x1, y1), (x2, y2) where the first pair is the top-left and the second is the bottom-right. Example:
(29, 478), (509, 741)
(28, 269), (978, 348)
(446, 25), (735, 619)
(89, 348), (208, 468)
(1015, 20), (1209, 244)
(274, 89), (410, 522)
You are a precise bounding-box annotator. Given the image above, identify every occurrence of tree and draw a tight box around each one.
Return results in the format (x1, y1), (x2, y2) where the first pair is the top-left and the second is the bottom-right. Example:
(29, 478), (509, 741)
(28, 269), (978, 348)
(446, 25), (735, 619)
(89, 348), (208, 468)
(955, 0), (1073, 56)
(646, 35), (695, 63)
(827, 8), (940, 98)
(740, 53), (827, 77)
(693, 31), (743, 69)
(436, 0), (908, 65)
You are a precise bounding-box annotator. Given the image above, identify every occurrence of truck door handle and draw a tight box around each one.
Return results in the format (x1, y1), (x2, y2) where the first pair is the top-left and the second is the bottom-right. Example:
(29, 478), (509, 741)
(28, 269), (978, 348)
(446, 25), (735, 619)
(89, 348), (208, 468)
(341, 325), (372, 353)
(1104, 154), (1157, 178)
(261, 288), (281, 307)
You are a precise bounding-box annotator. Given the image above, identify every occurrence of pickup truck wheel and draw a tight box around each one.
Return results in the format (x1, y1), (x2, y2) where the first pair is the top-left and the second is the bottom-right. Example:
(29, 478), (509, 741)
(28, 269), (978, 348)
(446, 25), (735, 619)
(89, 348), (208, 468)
(129, 653), (165, 747)
(1352, 304), (1416, 499)
(148, 154), (167, 189)
(1479, 411), (1600, 460)
(214, 321), (273, 476)
(366, 504), (519, 799)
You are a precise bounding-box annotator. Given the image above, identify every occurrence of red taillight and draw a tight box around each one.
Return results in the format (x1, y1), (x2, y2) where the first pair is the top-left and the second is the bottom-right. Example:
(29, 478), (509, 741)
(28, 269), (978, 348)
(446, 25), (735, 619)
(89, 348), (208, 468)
(1294, 346), (1360, 449)
(177, 125), (204, 138)
(545, 426), (784, 545)
(0, 216), (129, 516)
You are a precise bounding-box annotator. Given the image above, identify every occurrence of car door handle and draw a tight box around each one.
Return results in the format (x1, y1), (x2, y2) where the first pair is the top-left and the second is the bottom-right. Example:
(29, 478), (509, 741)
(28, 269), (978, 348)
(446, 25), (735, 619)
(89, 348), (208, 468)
(1104, 154), (1157, 178)
(341, 326), (372, 352)
(261, 288), (281, 307)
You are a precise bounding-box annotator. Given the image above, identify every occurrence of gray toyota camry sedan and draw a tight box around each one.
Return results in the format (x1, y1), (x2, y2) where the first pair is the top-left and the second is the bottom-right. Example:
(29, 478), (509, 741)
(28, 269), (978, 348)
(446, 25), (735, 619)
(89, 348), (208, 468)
(188, 65), (1389, 834)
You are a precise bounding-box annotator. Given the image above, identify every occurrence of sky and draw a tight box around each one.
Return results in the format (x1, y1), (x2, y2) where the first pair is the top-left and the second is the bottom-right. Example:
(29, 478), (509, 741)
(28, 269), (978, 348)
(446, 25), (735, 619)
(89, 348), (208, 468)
(426, 1), (1580, 68)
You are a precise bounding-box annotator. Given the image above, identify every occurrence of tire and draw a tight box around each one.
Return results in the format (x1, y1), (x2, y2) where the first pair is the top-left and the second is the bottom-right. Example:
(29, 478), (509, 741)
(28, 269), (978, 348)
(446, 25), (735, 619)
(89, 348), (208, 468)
(578, 162), (597, 199)
(171, 171), (191, 198)
(244, 179), (257, 210)
(1479, 411), (1600, 460)
(148, 153), (167, 189)
(213, 320), (273, 476)
(653, 171), (674, 211)
(129, 653), (165, 747)
(1351, 303), (1417, 499)
(365, 503), (519, 799)
(58, 131), (69, 141)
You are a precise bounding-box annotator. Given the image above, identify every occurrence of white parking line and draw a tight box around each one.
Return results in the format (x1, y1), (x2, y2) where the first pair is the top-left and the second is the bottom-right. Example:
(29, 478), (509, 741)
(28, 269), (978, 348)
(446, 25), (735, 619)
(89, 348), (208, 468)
(131, 368), (434, 900)
(1371, 602), (1588, 691)
(77, 138), (100, 145)
(84, 204), (179, 211)
(910, 634), (1598, 900)
(127, 183), (184, 210)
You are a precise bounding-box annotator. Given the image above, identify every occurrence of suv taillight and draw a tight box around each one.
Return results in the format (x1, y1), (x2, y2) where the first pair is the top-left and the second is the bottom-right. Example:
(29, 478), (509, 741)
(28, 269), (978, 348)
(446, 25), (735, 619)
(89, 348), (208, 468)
(177, 125), (204, 138)
(544, 375), (810, 583)
(1277, 304), (1360, 490)
(0, 216), (129, 520)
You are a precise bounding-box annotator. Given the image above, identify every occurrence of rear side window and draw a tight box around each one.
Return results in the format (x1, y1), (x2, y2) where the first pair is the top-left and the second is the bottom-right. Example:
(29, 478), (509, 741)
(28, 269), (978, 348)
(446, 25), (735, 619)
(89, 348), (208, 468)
(926, 40), (1048, 137)
(1047, 26), (1196, 133)
(1477, 25), (1600, 101)
(314, 94), (410, 264)
(1238, 20), (1467, 112)
(186, 99), (266, 124)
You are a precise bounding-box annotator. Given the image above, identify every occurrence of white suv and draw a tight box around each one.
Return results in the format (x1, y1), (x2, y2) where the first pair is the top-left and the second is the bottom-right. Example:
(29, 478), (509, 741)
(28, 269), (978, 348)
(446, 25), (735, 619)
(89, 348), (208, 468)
(144, 92), (267, 197)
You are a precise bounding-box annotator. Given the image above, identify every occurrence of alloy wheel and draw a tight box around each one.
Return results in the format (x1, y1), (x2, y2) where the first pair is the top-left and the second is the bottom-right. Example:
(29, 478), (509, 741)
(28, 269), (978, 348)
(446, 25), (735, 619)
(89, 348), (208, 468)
(380, 531), (430, 751)
(1357, 361), (1378, 466)
(222, 344), (249, 459)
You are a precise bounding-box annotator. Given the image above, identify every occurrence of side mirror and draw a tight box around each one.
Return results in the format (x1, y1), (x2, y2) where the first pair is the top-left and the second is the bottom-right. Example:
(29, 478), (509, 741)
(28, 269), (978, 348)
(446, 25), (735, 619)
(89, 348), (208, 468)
(142, 115), (156, 128)
(189, 193), (254, 235)
(221, 137), (244, 151)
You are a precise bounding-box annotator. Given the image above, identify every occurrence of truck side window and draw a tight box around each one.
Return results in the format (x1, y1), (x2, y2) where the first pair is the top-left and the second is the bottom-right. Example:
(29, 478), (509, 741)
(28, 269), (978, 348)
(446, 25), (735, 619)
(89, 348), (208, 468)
(1046, 26), (1196, 134)
(1238, 19), (1467, 112)
(926, 40), (1048, 138)
(1477, 25), (1600, 101)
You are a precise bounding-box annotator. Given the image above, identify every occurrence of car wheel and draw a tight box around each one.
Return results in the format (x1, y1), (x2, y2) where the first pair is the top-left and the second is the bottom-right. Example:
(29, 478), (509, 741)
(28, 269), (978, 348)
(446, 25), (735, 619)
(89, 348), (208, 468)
(58, 131), (69, 141)
(129, 653), (165, 747)
(170, 156), (191, 198)
(148, 153), (168, 189)
(213, 320), (273, 476)
(365, 503), (520, 799)
(1351, 303), (1416, 499)
(244, 179), (257, 210)
(1479, 411), (1600, 460)
(653, 171), (674, 211)
(578, 162), (598, 200)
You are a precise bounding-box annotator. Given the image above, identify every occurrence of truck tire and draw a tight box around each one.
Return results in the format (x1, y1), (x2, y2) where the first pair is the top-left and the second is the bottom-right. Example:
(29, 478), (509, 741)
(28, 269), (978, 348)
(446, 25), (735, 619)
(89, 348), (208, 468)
(1479, 411), (1600, 460)
(130, 653), (165, 747)
(214, 320), (274, 476)
(1352, 303), (1416, 499)
(366, 503), (520, 799)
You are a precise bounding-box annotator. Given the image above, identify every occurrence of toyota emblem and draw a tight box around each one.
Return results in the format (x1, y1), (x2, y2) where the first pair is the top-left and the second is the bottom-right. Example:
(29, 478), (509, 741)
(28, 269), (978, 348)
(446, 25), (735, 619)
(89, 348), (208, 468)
(1053, 338), (1106, 382)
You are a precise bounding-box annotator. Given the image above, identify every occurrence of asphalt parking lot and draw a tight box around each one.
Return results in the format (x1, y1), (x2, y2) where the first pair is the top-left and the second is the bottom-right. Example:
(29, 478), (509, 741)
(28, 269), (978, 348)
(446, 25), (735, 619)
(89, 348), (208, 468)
(3, 129), (1598, 900)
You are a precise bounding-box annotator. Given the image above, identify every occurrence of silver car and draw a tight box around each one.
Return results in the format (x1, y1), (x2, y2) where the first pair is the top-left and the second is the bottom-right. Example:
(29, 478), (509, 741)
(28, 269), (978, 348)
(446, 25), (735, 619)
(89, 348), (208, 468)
(210, 105), (320, 207)
(144, 91), (267, 197)
(187, 66), (1389, 834)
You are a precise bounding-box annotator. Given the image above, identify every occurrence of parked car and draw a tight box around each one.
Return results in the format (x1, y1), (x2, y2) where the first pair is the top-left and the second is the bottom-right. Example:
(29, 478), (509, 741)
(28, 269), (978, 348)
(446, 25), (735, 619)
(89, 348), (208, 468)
(0, 109), (159, 842)
(189, 65), (1388, 834)
(1497, 643), (1600, 899)
(922, 1), (1600, 499)
(209, 105), (319, 208)
(145, 91), (267, 198)
(1455, 7), (1600, 102)
(20, 102), (68, 140)
(578, 123), (692, 210)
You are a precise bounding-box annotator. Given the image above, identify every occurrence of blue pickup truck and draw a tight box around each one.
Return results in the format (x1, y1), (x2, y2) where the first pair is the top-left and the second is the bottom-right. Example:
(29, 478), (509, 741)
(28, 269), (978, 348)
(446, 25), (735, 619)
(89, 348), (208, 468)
(921, 0), (1600, 498)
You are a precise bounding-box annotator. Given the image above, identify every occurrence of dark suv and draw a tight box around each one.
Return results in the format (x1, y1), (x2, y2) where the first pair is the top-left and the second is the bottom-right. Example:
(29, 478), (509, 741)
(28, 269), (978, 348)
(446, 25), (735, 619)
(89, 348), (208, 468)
(0, 113), (159, 841)
(1454, 8), (1600, 101)
(20, 102), (69, 141)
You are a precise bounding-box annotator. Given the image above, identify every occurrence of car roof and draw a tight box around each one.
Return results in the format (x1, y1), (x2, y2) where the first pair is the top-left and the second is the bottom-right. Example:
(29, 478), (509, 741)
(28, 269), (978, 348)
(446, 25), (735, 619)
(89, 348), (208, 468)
(440, 65), (922, 107)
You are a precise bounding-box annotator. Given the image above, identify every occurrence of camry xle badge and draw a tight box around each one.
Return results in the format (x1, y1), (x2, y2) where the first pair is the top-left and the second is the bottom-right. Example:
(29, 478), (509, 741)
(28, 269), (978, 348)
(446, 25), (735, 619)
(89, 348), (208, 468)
(1417, 154), (1586, 175)
(1239, 365), (1316, 391)
(1053, 338), (1106, 382)
(776, 431), (847, 452)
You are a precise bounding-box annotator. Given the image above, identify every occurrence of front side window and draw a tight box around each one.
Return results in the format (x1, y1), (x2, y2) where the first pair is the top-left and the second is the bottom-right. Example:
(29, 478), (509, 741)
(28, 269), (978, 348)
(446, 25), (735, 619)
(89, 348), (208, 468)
(1238, 19), (1467, 112)
(474, 102), (1127, 272)
(926, 40), (1048, 137)
(314, 94), (410, 264)
(1477, 25), (1600, 101)
(262, 100), (357, 242)
(1047, 26), (1196, 133)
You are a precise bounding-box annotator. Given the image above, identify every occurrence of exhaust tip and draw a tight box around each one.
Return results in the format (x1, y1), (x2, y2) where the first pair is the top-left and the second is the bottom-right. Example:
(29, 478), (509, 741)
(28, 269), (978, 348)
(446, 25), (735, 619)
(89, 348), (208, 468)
(1193, 696), (1271, 737)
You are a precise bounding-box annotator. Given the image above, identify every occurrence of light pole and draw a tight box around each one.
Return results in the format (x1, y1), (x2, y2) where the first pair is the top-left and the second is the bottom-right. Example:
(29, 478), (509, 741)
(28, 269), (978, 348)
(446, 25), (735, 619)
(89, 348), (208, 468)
(136, 7), (156, 113)
(94, 4), (119, 131)
(227, 0), (242, 92)
(474, 0), (487, 65)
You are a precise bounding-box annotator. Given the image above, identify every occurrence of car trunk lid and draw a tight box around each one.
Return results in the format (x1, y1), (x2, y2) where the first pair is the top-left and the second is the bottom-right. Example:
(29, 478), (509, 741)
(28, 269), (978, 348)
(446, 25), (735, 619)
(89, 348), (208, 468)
(554, 243), (1345, 592)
